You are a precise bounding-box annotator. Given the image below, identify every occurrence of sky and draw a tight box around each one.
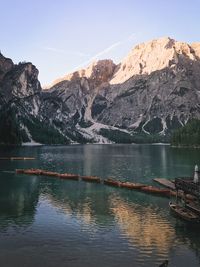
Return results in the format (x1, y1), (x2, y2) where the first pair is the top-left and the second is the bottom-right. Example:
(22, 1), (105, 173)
(1, 0), (200, 86)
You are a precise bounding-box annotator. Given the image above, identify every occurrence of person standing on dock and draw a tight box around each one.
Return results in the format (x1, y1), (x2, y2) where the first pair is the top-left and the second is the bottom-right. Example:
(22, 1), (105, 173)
(194, 165), (199, 183)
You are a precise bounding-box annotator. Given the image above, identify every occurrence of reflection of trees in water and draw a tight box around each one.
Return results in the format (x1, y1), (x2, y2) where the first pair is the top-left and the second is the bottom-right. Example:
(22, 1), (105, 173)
(0, 175), (40, 229)
(45, 180), (116, 226)
(43, 178), (171, 242)
(1, 160), (200, 265)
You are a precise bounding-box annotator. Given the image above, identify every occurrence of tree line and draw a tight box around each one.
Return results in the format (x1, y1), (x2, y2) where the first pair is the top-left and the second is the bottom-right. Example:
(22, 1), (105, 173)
(171, 119), (200, 147)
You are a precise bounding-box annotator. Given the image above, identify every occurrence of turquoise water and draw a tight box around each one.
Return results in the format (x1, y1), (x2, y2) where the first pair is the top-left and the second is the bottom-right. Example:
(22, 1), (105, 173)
(0, 144), (200, 267)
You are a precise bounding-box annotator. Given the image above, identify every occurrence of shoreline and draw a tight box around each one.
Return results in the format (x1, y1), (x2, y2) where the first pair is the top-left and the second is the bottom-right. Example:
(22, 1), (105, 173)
(171, 144), (200, 149)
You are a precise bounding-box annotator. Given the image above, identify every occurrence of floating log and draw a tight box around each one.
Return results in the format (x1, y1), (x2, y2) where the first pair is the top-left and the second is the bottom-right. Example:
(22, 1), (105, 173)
(59, 173), (79, 180)
(16, 169), (25, 174)
(16, 169), (42, 175)
(81, 176), (101, 183)
(15, 168), (180, 198)
(104, 178), (121, 187)
(40, 170), (60, 177)
(153, 178), (175, 190)
(24, 169), (43, 175)
(16, 168), (79, 180)
(120, 181), (145, 190)
(0, 157), (35, 160)
(140, 186), (170, 196)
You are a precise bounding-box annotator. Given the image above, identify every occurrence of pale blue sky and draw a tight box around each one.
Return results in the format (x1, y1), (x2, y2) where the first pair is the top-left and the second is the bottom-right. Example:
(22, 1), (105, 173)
(1, 0), (200, 86)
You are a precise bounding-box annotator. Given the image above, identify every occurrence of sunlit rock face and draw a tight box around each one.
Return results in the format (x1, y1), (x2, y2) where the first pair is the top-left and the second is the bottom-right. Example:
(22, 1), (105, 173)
(0, 56), (41, 117)
(52, 59), (116, 87)
(1, 62), (41, 103)
(191, 43), (200, 58)
(1, 37), (200, 144)
(110, 37), (197, 84)
(92, 37), (200, 134)
(47, 37), (200, 142)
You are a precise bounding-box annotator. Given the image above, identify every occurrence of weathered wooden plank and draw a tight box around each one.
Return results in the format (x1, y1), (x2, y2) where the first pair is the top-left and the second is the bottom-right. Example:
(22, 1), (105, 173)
(0, 157), (35, 160)
(153, 178), (175, 190)
(175, 178), (200, 199)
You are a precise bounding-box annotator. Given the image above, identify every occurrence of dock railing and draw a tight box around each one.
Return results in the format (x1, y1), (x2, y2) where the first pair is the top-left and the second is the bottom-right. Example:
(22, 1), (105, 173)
(175, 177), (200, 199)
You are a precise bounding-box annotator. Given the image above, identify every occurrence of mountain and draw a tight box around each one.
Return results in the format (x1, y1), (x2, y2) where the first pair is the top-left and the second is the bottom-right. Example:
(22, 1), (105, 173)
(0, 53), (69, 144)
(1, 37), (200, 144)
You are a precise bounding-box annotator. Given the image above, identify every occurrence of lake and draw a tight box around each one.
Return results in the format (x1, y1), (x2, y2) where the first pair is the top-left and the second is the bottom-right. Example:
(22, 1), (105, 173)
(0, 144), (200, 267)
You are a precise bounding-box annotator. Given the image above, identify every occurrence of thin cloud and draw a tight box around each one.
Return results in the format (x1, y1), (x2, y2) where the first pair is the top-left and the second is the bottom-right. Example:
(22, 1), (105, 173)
(90, 41), (121, 60)
(73, 33), (136, 70)
(73, 42), (122, 70)
(42, 46), (90, 57)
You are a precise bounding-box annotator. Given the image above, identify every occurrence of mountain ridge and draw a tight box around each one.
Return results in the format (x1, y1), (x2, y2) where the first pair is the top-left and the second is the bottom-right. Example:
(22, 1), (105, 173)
(1, 37), (200, 144)
(48, 37), (200, 87)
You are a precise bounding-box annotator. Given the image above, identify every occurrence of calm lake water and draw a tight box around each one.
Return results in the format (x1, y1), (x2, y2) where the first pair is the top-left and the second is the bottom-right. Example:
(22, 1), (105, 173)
(0, 144), (200, 267)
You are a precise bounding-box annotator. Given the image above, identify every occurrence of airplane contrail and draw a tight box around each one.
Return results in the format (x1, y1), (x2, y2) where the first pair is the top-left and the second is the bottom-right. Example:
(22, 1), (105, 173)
(73, 33), (136, 70)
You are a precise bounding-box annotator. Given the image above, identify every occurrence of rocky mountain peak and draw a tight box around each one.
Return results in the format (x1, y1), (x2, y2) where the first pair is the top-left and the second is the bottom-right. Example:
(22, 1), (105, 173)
(51, 59), (116, 88)
(82, 59), (116, 81)
(0, 53), (14, 81)
(110, 37), (197, 84)
(1, 62), (41, 101)
(1, 37), (200, 145)
(191, 42), (200, 58)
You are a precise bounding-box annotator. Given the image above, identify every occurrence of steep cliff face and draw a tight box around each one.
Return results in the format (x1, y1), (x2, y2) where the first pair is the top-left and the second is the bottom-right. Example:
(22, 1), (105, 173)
(47, 37), (200, 142)
(110, 37), (197, 83)
(1, 37), (200, 144)
(191, 43), (200, 58)
(0, 53), (13, 81)
(93, 38), (200, 134)
(0, 55), (68, 144)
(40, 60), (117, 143)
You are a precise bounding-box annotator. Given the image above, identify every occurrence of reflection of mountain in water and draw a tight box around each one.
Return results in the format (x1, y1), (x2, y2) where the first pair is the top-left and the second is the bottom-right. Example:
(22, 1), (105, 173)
(44, 178), (174, 251)
(1, 165), (200, 267)
(109, 195), (175, 254)
(0, 174), (40, 228)
(42, 179), (200, 265)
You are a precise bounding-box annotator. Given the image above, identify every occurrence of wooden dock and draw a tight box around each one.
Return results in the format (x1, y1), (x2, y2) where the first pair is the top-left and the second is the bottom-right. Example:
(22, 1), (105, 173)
(186, 201), (200, 215)
(153, 178), (175, 190)
(0, 157), (35, 160)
